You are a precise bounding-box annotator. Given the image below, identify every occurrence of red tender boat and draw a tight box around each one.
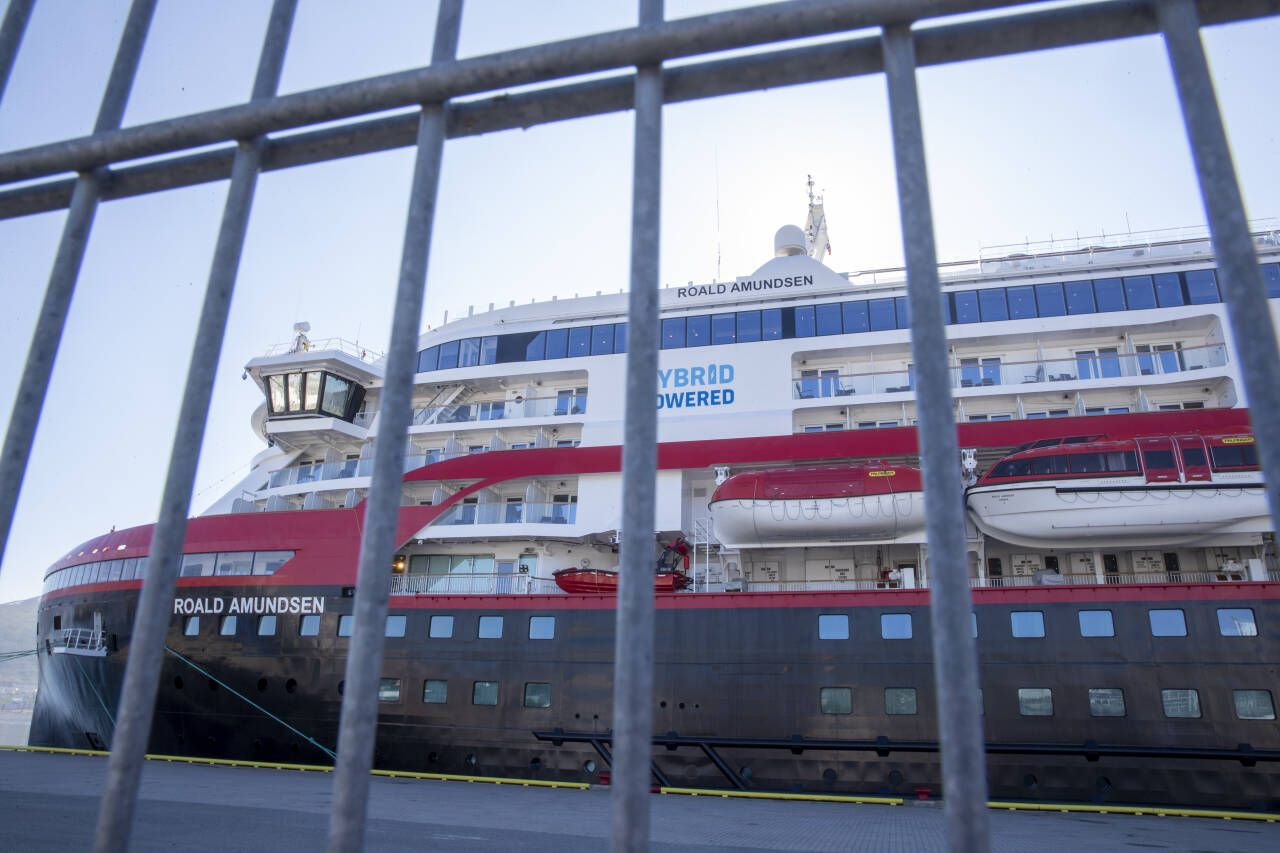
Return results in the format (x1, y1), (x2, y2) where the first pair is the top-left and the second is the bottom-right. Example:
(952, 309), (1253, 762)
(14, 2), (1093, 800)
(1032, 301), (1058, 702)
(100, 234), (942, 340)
(552, 537), (693, 594)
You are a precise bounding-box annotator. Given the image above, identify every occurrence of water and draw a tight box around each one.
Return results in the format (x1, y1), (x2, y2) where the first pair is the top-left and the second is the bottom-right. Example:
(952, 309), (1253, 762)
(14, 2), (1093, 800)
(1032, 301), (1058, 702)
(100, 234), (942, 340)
(0, 711), (32, 746)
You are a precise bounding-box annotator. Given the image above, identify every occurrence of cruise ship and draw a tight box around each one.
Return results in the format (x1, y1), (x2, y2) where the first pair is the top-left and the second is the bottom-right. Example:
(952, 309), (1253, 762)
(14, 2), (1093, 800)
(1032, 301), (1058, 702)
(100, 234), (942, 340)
(29, 200), (1280, 810)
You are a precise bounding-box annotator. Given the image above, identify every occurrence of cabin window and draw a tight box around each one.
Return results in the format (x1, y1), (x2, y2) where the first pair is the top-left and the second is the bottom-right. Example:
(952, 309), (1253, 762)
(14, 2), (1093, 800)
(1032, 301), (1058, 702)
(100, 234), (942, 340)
(868, 298), (896, 331)
(1067, 453), (1105, 475)
(1161, 688), (1201, 718)
(1181, 446), (1207, 467)
(219, 615), (237, 636)
(1210, 444), (1259, 469)
(544, 328), (568, 359)
(885, 688), (917, 715)
(567, 326), (591, 357)
(428, 615), (454, 638)
(378, 678), (401, 702)
(1154, 272), (1185, 306)
(953, 291), (979, 324)
(818, 614), (849, 640)
(1142, 449), (1176, 470)
(1217, 608), (1257, 636)
(252, 551), (294, 575)
(591, 324), (616, 355)
(1033, 282), (1065, 316)
(711, 314), (735, 344)
(816, 303), (842, 335)
(180, 553), (216, 577)
(987, 459), (1029, 479)
(529, 616), (555, 640)
(842, 301), (869, 333)
(385, 615), (407, 638)
(820, 687), (852, 715)
(1123, 275), (1157, 309)
(880, 613), (912, 640)
(337, 615), (354, 637)
(1104, 451), (1138, 472)
(736, 310), (762, 342)
(1077, 610), (1114, 637)
(183, 616), (200, 636)
(1018, 688), (1053, 716)
(661, 317), (685, 349)
(1006, 285), (1036, 319)
(1093, 277), (1126, 311)
(1185, 269), (1220, 303)
(299, 614), (320, 636)
(1089, 688), (1126, 717)
(1064, 280), (1096, 314)
(762, 308), (783, 340)
(215, 551), (253, 576)
(1233, 690), (1276, 720)
(794, 305), (815, 337)
(423, 680), (448, 704)
(1010, 611), (1045, 638)
(478, 615), (504, 639)
(472, 681), (499, 706)
(257, 615), (276, 636)
(523, 683), (552, 708)
(1148, 609), (1187, 637)
(978, 288), (1008, 321)
(1029, 455), (1068, 476)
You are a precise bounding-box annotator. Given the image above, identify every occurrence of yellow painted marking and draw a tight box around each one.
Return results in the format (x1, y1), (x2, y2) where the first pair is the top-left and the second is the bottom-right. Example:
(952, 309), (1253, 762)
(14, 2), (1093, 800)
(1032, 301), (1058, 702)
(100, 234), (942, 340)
(986, 800), (1279, 822)
(1222, 436), (1254, 444)
(868, 470), (896, 477)
(660, 786), (903, 806)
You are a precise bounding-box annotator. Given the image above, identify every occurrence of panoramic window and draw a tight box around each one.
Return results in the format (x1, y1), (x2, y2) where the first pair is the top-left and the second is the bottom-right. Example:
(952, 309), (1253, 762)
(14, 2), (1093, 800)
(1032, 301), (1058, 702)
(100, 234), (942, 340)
(885, 687), (918, 715)
(252, 551), (294, 575)
(214, 551), (253, 576)
(423, 679), (447, 704)
(1149, 609), (1187, 637)
(1161, 688), (1201, 718)
(880, 613), (912, 640)
(429, 615), (454, 638)
(523, 682), (552, 708)
(1088, 688), (1126, 717)
(1077, 610), (1115, 638)
(1217, 608), (1257, 637)
(1233, 690), (1276, 720)
(478, 615), (504, 639)
(1018, 688), (1053, 716)
(818, 614), (849, 640)
(529, 616), (555, 640)
(820, 687), (852, 715)
(473, 681), (499, 706)
(378, 678), (401, 702)
(1010, 611), (1045, 638)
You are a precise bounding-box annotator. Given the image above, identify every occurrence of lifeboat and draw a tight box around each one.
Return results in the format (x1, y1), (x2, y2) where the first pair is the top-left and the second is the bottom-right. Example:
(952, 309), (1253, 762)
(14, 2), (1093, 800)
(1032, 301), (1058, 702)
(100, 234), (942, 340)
(708, 462), (925, 548)
(966, 433), (1270, 548)
(552, 567), (692, 594)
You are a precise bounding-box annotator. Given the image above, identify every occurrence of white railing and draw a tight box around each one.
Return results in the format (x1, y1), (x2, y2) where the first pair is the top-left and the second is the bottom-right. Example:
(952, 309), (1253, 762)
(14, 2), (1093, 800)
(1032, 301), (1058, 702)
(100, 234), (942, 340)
(390, 573), (562, 595)
(261, 337), (383, 362)
(55, 628), (108, 656)
(410, 392), (586, 427)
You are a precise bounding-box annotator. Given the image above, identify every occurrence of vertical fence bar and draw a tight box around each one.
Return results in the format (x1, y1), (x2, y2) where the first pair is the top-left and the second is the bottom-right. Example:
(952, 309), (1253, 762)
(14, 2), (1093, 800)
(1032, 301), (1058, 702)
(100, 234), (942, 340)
(1158, 0), (1280, 532)
(0, 0), (35, 103)
(612, 0), (663, 849)
(323, 3), (463, 851)
(882, 23), (990, 853)
(0, 0), (154, 561)
(90, 3), (296, 852)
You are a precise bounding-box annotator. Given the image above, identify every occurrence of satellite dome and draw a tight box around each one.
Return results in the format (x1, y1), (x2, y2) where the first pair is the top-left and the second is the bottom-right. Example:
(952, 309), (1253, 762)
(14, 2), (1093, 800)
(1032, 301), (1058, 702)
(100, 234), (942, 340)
(774, 225), (806, 257)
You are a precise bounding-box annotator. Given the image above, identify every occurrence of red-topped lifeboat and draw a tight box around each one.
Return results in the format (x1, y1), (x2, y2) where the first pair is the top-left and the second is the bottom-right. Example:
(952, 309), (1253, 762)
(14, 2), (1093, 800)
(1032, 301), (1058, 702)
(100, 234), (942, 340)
(708, 462), (925, 548)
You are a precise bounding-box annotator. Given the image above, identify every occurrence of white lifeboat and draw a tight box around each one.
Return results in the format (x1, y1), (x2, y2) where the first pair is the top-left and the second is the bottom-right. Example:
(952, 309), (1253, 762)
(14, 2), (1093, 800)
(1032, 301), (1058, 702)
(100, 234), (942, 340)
(709, 462), (926, 548)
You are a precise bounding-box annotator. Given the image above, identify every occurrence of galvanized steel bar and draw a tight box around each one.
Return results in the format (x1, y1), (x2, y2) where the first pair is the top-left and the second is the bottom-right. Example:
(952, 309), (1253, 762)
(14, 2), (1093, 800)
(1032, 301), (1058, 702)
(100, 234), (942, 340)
(612, 0), (664, 849)
(323, 3), (463, 852)
(882, 23), (990, 853)
(0, 0), (1035, 185)
(1158, 0), (1280, 535)
(91, 3), (296, 852)
(0, 0), (35, 103)
(0, 0), (155, 566)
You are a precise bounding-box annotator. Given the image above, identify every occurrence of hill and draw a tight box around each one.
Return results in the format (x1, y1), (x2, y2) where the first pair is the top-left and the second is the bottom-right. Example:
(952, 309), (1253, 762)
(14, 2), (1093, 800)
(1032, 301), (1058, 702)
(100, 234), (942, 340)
(0, 597), (39, 706)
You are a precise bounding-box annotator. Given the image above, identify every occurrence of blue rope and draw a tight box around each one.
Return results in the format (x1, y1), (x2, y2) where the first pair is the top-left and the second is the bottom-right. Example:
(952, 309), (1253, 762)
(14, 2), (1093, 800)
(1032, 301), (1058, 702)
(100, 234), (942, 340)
(164, 645), (336, 760)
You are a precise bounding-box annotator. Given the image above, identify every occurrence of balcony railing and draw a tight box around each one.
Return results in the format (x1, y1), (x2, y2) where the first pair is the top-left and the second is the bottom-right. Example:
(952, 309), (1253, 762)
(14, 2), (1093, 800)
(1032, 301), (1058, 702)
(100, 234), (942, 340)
(268, 457), (370, 488)
(54, 628), (108, 657)
(390, 572), (562, 595)
(410, 392), (587, 427)
(435, 501), (577, 526)
(792, 343), (1228, 399)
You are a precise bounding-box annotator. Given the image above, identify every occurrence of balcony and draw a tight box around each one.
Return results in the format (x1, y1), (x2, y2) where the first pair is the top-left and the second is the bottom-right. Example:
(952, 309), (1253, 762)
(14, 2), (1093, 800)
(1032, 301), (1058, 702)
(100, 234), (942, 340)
(268, 458), (370, 488)
(390, 572), (562, 595)
(435, 501), (578, 526)
(53, 628), (108, 657)
(408, 392), (587, 428)
(791, 343), (1227, 400)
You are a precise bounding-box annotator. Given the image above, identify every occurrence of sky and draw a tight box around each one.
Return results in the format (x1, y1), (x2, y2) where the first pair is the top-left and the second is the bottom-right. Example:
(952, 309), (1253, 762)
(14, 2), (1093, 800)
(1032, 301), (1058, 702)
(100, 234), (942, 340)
(0, 0), (1278, 602)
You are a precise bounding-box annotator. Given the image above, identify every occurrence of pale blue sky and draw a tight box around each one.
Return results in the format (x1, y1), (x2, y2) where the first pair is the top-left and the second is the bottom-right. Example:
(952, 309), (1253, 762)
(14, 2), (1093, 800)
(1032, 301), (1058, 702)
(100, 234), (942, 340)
(1, 1), (1277, 601)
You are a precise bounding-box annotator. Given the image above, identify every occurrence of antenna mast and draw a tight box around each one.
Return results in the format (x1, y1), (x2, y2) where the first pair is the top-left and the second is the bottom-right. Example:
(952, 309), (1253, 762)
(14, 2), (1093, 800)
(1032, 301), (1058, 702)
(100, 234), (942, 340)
(805, 174), (830, 261)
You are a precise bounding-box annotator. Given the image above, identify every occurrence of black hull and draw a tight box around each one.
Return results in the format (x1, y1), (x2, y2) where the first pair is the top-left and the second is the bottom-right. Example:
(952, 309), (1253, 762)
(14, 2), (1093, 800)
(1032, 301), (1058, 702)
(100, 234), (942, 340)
(32, 583), (1280, 810)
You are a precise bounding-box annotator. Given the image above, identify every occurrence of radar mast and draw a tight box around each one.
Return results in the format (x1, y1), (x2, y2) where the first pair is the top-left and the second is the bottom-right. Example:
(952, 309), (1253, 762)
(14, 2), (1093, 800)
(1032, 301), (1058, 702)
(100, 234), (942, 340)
(805, 174), (831, 261)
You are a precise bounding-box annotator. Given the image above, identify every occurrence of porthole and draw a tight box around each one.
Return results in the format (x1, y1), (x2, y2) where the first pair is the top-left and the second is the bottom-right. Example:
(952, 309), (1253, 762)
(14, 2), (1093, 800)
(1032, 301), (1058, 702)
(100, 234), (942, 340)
(659, 701), (667, 708)
(1023, 774), (1039, 792)
(584, 759), (597, 774)
(257, 678), (268, 693)
(173, 676), (184, 690)
(739, 766), (753, 781)
(888, 770), (904, 786)
(1096, 776), (1112, 793)
(465, 754), (478, 767)
(822, 769), (837, 782)
(286, 678), (298, 694)
(427, 752), (439, 764)
(530, 757), (542, 770)
(678, 702), (685, 710)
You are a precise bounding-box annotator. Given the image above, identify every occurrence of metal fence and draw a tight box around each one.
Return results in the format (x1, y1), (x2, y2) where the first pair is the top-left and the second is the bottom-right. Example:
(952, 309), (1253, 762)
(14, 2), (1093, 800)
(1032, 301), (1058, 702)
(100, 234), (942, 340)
(2, 2), (1279, 852)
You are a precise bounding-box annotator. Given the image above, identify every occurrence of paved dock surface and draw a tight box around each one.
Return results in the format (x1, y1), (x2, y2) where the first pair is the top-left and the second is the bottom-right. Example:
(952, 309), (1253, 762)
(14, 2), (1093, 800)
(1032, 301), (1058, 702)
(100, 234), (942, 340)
(2, 751), (1277, 852)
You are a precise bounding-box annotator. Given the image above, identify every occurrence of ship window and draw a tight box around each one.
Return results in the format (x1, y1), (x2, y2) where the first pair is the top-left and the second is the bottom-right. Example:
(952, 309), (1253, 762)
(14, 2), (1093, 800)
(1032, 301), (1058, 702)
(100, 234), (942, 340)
(819, 687), (852, 715)
(1018, 688), (1053, 716)
(1105, 451), (1139, 472)
(423, 679), (447, 704)
(1029, 455), (1069, 476)
(335, 615), (353, 637)
(458, 337), (481, 367)
(321, 374), (353, 417)
(868, 298), (896, 331)
(1148, 609), (1187, 637)
(885, 688), (917, 715)
(257, 615), (276, 636)
(706, 313), (735, 344)
(1064, 280), (1096, 314)
(1093, 277), (1126, 311)
(378, 678), (401, 702)
(762, 308), (783, 340)
(525, 331), (546, 360)
(794, 305), (815, 337)
(971, 612), (979, 638)
(286, 372), (304, 411)
(592, 324), (615, 354)
(1185, 269), (1220, 304)
(1217, 608), (1257, 636)
(215, 551), (254, 576)
(1161, 688), (1201, 718)
(429, 615), (454, 638)
(523, 682), (552, 708)
(268, 374), (286, 413)
(895, 296), (910, 328)
(252, 550), (293, 575)
(1077, 610), (1114, 637)
(614, 322), (627, 353)
(841, 300), (868, 333)
(1123, 275), (1156, 309)
(686, 314), (711, 346)
(1010, 611), (1045, 638)
(953, 291), (979, 323)
(303, 371), (322, 409)
(1151, 272), (1184, 306)
(480, 335), (498, 365)
(1142, 449), (1176, 470)
(1264, 263), (1280, 298)
(1089, 688), (1126, 717)
(437, 339), (460, 369)
(567, 326), (591, 357)
(1233, 690), (1275, 720)
(736, 310), (762, 342)
(385, 615), (406, 638)
(180, 553), (216, 577)
(529, 616), (555, 640)
(299, 614), (320, 636)
(1034, 282), (1065, 316)
(880, 613), (912, 639)
(987, 459), (1030, 479)
(978, 288), (1008, 321)
(816, 303), (842, 335)
(818, 614), (848, 640)
(417, 345), (439, 372)
(1007, 286), (1036, 319)
(472, 681), (499, 706)
(544, 328), (568, 359)
(478, 615), (503, 639)
(1209, 444), (1258, 469)
(1067, 453), (1105, 474)
(183, 616), (200, 636)
(1181, 446), (1207, 467)
(661, 317), (685, 349)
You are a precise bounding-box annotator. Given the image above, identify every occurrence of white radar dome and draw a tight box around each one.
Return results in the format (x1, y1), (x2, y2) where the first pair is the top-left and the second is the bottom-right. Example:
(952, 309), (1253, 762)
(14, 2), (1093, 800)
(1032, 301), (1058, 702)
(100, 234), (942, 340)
(774, 225), (807, 257)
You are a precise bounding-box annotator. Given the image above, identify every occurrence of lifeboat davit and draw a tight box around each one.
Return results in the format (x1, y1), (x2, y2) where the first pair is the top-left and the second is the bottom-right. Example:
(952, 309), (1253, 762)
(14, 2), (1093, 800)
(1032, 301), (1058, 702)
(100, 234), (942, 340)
(708, 462), (926, 548)
(552, 567), (692, 594)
